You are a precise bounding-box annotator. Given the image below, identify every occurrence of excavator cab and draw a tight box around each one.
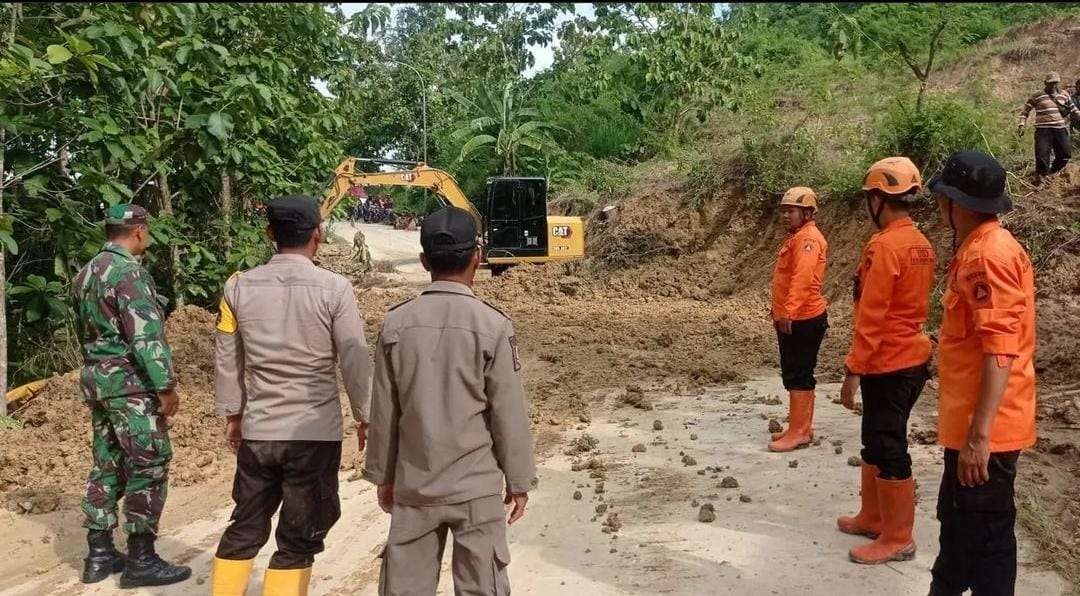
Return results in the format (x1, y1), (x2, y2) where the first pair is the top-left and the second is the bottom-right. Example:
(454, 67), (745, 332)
(484, 177), (549, 259)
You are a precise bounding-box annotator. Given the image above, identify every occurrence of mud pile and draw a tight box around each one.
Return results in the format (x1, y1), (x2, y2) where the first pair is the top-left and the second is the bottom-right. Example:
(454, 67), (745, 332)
(0, 307), (228, 500)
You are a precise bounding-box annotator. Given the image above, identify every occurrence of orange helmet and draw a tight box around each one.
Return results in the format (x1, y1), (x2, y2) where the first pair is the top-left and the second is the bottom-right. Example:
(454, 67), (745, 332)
(779, 186), (818, 212)
(862, 157), (922, 198)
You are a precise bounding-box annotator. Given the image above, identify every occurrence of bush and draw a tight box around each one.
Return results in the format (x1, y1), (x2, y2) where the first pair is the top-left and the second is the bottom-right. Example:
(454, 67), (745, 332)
(740, 127), (820, 207)
(877, 94), (996, 174)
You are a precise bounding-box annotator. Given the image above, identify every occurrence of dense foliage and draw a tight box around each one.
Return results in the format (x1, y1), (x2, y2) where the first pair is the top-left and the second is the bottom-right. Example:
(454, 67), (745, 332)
(3, 2), (1079, 386)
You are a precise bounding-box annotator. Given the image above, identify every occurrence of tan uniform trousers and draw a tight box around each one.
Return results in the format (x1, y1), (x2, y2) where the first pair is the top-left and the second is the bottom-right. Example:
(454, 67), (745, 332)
(378, 494), (510, 596)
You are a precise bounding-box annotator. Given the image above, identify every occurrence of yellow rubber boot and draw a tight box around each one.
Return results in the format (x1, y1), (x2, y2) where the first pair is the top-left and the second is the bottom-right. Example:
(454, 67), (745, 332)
(768, 390), (814, 452)
(262, 567), (312, 596)
(211, 557), (254, 596)
(849, 477), (916, 565)
(837, 463), (883, 538)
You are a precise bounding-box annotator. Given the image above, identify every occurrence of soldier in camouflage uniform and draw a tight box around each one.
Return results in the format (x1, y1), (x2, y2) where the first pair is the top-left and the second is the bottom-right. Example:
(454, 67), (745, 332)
(352, 227), (374, 274)
(73, 204), (191, 588)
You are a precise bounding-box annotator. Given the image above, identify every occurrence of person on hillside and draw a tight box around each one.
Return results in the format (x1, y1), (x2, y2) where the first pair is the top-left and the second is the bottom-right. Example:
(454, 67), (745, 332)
(837, 157), (935, 566)
(210, 196), (371, 596)
(73, 204), (191, 588)
(364, 206), (538, 595)
(768, 187), (829, 452)
(926, 151), (1036, 596)
(1017, 71), (1080, 179)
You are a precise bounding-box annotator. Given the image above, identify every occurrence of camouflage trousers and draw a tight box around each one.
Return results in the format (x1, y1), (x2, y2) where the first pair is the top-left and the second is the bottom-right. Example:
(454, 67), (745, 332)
(81, 392), (173, 535)
(352, 234), (373, 273)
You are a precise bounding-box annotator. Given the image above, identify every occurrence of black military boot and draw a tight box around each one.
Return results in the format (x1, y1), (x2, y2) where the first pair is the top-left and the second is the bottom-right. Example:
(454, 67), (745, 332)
(82, 529), (125, 584)
(119, 533), (192, 588)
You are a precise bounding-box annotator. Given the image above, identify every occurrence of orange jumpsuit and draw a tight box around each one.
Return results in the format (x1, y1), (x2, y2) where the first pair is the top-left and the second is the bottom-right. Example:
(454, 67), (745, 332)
(938, 220), (1036, 452)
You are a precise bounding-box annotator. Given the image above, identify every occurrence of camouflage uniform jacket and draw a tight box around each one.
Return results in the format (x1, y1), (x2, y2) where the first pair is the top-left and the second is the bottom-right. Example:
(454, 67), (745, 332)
(74, 242), (176, 401)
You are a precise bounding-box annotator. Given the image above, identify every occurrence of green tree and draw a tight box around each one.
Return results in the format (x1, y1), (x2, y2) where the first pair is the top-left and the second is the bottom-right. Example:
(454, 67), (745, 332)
(451, 82), (563, 176)
(0, 3), (351, 384)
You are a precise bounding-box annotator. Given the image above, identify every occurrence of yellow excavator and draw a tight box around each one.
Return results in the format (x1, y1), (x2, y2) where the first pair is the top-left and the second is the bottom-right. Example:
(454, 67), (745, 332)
(321, 157), (585, 273)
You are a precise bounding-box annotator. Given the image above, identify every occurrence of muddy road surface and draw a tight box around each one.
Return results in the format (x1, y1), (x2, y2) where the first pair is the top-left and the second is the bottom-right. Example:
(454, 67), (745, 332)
(0, 376), (1065, 596)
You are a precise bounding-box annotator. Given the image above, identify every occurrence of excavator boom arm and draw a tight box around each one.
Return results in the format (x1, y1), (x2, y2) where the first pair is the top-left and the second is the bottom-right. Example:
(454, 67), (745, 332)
(321, 158), (483, 231)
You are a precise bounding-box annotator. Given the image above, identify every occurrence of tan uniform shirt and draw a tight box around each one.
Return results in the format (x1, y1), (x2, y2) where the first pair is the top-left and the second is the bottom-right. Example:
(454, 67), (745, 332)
(363, 281), (538, 506)
(214, 253), (371, 441)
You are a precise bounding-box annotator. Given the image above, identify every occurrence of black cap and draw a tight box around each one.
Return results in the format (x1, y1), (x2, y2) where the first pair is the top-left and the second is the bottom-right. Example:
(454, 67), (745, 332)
(266, 195), (321, 232)
(421, 207), (478, 255)
(928, 150), (1012, 215)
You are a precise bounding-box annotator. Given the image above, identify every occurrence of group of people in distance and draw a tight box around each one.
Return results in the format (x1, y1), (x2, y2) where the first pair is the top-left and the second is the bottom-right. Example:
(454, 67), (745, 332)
(770, 150), (1034, 596)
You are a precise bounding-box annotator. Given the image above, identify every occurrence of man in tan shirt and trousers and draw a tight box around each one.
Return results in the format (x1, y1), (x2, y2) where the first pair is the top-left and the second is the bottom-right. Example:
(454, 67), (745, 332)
(365, 206), (538, 595)
(210, 196), (371, 596)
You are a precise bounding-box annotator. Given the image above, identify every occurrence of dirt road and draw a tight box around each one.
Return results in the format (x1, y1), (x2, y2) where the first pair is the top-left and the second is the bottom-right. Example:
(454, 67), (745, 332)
(0, 376), (1065, 595)
(331, 221), (427, 284)
(1, 226), (1068, 595)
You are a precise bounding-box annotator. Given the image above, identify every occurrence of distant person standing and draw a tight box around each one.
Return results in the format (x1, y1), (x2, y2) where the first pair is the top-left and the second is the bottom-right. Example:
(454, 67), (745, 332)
(1017, 72), (1080, 178)
(927, 151), (1036, 596)
(768, 187), (829, 452)
(74, 204), (191, 588)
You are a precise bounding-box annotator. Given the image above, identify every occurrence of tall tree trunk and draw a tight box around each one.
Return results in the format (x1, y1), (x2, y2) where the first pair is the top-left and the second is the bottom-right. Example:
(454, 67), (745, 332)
(1, 127), (7, 416)
(156, 171), (184, 308)
(1, 3), (20, 415)
(220, 171), (232, 253)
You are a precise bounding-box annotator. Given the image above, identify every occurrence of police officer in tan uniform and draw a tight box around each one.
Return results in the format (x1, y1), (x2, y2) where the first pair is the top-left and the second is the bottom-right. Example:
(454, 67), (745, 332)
(364, 206), (537, 596)
(210, 195), (371, 596)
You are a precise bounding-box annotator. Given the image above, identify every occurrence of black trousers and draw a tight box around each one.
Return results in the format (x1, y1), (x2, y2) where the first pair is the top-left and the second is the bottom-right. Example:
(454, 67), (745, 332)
(216, 440), (342, 569)
(776, 312), (828, 390)
(930, 449), (1020, 596)
(859, 363), (929, 480)
(1034, 127), (1071, 174)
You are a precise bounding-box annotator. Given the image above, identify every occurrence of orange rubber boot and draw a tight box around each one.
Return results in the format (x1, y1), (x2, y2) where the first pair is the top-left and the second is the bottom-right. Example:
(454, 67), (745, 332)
(768, 390), (814, 452)
(849, 477), (916, 564)
(837, 463), (882, 538)
(770, 390), (795, 441)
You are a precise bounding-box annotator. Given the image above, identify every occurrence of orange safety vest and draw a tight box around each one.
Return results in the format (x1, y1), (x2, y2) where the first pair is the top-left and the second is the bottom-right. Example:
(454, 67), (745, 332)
(771, 221), (828, 321)
(938, 220), (1037, 452)
(844, 217), (935, 375)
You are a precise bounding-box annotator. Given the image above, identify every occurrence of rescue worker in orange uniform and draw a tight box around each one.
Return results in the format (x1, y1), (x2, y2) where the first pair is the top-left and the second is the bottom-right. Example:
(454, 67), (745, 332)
(927, 151), (1036, 596)
(837, 157), (935, 565)
(768, 187), (828, 452)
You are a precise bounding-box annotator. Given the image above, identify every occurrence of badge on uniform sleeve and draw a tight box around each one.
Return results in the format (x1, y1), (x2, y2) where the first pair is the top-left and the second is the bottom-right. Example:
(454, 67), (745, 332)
(508, 336), (522, 371)
(802, 240), (814, 253)
(973, 282), (991, 303)
(216, 297), (238, 334)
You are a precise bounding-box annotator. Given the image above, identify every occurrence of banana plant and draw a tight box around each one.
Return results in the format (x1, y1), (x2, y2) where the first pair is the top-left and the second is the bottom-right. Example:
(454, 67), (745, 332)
(451, 82), (565, 175)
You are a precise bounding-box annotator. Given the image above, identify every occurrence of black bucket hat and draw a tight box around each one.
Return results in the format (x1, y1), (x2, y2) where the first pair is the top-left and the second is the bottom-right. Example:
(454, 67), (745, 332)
(928, 150), (1013, 214)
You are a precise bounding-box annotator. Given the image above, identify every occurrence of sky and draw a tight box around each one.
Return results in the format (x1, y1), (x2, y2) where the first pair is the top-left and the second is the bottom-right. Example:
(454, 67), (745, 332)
(339, 3), (594, 77)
